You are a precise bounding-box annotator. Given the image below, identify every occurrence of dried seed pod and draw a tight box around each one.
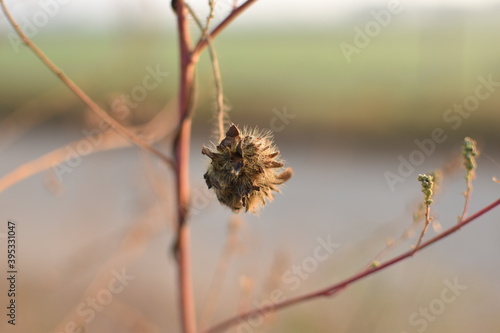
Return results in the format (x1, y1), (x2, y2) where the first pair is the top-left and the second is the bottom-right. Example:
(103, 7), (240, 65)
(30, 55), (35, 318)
(202, 123), (292, 213)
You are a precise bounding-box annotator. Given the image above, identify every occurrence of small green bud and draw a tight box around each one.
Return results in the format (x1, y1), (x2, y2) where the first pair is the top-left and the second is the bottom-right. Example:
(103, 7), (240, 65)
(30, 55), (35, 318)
(418, 174), (434, 206)
(462, 137), (479, 178)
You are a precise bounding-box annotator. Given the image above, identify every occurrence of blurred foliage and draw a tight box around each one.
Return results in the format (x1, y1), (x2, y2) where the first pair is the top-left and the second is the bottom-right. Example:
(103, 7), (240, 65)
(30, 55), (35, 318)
(1, 9), (499, 140)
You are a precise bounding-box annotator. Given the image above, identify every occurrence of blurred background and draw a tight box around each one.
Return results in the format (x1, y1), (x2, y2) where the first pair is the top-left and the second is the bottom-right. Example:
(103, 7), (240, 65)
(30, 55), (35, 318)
(1, 0), (500, 332)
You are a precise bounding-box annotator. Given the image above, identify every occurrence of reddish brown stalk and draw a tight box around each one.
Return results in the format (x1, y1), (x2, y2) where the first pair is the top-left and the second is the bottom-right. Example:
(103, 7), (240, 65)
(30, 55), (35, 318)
(173, 1), (259, 331)
(204, 198), (500, 333)
(175, 118), (197, 333)
(174, 1), (197, 332)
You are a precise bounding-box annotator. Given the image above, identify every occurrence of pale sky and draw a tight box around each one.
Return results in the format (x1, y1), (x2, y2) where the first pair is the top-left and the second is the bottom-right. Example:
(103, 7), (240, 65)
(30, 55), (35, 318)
(1, 0), (499, 32)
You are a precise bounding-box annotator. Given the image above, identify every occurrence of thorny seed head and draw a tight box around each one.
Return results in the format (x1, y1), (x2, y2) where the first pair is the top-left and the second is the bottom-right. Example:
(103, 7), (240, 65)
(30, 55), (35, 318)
(418, 174), (434, 206)
(202, 123), (293, 214)
(462, 137), (479, 179)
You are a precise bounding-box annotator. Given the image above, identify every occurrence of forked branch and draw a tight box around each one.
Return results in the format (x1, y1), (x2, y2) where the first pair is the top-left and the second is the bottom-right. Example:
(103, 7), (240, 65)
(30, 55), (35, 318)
(193, 0), (259, 57)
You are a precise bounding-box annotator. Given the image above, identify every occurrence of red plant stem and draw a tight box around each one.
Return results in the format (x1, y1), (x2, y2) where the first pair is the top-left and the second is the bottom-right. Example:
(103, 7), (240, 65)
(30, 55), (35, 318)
(174, 1), (260, 331)
(175, 1), (197, 332)
(204, 198), (500, 333)
(176, 119), (196, 333)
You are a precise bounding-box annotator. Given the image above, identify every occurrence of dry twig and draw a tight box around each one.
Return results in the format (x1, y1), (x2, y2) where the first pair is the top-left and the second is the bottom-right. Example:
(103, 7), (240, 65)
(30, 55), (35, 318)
(204, 198), (500, 333)
(0, 0), (175, 170)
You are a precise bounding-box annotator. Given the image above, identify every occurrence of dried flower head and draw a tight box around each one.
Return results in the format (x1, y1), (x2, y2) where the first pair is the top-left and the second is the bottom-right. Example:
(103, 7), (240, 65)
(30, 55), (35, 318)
(202, 123), (293, 213)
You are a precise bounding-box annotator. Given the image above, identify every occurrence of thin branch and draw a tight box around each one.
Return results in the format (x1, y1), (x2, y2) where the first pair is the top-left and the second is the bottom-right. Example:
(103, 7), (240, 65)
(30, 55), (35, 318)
(202, 1), (217, 39)
(186, 4), (226, 140)
(192, 0), (259, 57)
(363, 214), (422, 270)
(458, 179), (472, 223)
(457, 176), (473, 224)
(414, 204), (431, 250)
(0, 0), (175, 170)
(204, 198), (500, 333)
(364, 168), (448, 270)
(210, 39), (226, 141)
(0, 107), (175, 193)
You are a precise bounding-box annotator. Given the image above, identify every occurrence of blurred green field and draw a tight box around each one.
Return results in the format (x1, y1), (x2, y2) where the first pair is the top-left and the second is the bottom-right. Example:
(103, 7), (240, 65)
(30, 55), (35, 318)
(1, 11), (500, 140)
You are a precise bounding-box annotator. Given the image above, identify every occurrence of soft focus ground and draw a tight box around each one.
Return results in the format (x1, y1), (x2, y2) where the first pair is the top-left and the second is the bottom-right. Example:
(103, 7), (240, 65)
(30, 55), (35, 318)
(1, 6), (500, 333)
